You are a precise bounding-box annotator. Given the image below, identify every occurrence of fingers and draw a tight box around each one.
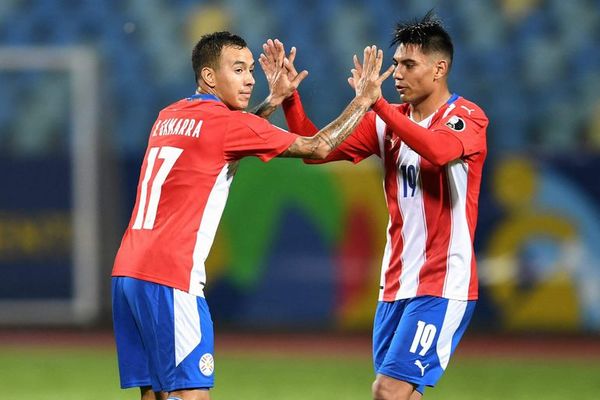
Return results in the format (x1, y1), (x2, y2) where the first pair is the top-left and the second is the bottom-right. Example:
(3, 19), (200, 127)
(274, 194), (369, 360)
(377, 64), (395, 84)
(283, 57), (299, 76)
(360, 46), (390, 81)
(274, 39), (285, 68)
(291, 69), (309, 88)
(362, 46), (372, 76)
(288, 46), (297, 65)
(262, 39), (283, 68)
(258, 53), (274, 75)
(361, 45), (378, 77)
(262, 39), (274, 62)
(353, 54), (362, 76)
(286, 47), (300, 76)
(375, 48), (384, 75)
(350, 64), (360, 90)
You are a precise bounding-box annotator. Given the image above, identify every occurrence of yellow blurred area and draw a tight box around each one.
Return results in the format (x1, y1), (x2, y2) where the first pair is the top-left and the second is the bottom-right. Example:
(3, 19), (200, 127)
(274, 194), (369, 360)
(586, 100), (600, 149)
(486, 156), (583, 331)
(185, 5), (232, 46)
(499, 0), (542, 21)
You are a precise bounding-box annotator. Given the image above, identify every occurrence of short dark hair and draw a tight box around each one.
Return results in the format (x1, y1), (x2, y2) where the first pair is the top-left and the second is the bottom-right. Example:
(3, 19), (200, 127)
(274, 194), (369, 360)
(191, 31), (247, 85)
(392, 10), (453, 67)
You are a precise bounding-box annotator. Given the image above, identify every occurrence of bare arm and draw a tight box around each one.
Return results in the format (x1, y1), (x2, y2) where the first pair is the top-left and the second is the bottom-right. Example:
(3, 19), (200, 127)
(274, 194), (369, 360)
(251, 97), (279, 120)
(280, 96), (371, 159)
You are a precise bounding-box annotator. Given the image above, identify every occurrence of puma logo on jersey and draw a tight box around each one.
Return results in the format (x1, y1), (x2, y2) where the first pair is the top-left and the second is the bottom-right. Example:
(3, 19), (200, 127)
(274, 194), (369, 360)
(414, 360), (429, 376)
(460, 105), (475, 115)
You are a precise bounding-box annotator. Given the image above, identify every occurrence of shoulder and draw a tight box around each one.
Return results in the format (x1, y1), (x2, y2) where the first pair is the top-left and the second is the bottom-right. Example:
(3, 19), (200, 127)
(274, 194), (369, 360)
(228, 110), (272, 131)
(452, 97), (488, 122)
(227, 110), (290, 138)
(439, 97), (488, 133)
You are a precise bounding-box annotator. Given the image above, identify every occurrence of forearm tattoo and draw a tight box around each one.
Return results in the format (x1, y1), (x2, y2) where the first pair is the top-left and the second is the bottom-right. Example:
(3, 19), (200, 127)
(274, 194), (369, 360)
(318, 101), (367, 151)
(251, 98), (278, 119)
(283, 98), (368, 159)
(280, 97), (370, 159)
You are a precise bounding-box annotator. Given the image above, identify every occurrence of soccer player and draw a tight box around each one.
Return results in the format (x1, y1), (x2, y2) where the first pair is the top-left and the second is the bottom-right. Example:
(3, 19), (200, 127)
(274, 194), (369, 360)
(111, 31), (392, 400)
(260, 12), (488, 400)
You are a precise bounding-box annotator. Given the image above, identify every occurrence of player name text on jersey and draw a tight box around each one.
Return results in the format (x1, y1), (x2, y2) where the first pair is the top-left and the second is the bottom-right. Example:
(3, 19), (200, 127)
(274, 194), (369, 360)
(152, 118), (203, 138)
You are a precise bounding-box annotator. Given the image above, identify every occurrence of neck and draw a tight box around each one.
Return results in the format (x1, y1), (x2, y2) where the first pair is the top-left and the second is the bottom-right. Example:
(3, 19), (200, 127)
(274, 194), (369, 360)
(410, 87), (452, 122)
(196, 86), (219, 97)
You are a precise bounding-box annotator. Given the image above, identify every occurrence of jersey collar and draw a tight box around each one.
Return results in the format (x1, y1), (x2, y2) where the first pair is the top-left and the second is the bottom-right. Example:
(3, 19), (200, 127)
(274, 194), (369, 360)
(447, 93), (460, 104)
(187, 93), (221, 102)
(428, 93), (460, 126)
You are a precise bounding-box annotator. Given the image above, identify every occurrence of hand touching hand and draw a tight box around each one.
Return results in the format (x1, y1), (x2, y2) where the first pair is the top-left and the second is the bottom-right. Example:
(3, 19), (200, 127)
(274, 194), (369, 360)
(259, 39), (308, 105)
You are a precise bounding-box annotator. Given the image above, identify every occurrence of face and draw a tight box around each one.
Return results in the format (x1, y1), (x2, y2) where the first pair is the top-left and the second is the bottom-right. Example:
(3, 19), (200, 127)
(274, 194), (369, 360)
(392, 44), (440, 105)
(211, 45), (255, 110)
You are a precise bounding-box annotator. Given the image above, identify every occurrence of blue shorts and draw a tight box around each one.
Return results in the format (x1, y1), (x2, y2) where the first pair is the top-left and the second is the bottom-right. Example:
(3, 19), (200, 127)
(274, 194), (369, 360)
(373, 296), (476, 394)
(112, 276), (215, 392)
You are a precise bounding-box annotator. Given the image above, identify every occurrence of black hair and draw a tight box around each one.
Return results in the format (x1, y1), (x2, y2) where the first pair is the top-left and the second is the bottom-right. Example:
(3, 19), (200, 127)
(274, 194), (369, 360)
(392, 10), (453, 66)
(191, 31), (247, 85)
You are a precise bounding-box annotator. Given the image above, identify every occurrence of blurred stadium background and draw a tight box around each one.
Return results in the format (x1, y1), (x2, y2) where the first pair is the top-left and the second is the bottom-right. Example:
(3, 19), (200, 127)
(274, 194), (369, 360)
(1, 0), (600, 398)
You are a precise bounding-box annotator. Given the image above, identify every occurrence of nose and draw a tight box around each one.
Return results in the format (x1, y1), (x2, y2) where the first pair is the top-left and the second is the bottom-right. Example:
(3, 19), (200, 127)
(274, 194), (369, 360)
(246, 71), (255, 87)
(393, 65), (403, 80)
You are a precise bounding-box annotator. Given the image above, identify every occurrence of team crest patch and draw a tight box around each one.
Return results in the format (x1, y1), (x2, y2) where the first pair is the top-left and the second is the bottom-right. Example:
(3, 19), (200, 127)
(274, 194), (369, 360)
(199, 353), (214, 376)
(445, 115), (465, 131)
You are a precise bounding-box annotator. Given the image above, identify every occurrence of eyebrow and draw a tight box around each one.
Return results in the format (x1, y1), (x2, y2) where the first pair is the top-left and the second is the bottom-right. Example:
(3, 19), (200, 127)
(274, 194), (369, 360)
(393, 57), (417, 64)
(232, 60), (255, 68)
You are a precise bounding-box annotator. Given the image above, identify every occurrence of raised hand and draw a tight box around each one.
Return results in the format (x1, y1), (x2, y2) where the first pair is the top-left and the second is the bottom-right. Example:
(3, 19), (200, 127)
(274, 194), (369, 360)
(348, 45), (394, 105)
(259, 39), (308, 104)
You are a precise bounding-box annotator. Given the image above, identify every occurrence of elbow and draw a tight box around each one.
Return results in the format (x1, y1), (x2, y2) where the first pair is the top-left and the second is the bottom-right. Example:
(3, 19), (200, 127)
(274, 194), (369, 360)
(312, 147), (329, 160)
(306, 140), (329, 160)
(428, 157), (447, 167)
(426, 153), (452, 167)
(424, 146), (462, 166)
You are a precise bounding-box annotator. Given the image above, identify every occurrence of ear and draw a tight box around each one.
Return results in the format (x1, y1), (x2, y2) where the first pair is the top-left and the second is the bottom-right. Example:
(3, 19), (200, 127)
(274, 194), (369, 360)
(200, 66), (217, 88)
(434, 59), (449, 81)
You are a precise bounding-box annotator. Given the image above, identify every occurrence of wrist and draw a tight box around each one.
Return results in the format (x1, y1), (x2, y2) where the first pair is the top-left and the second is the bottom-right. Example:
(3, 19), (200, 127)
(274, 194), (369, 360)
(266, 93), (285, 107)
(282, 90), (300, 107)
(354, 95), (373, 108)
(371, 96), (387, 112)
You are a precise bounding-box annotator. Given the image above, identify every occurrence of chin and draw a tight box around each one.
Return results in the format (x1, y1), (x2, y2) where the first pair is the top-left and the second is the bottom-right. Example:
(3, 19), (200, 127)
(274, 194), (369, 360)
(234, 99), (249, 110)
(226, 102), (245, 111)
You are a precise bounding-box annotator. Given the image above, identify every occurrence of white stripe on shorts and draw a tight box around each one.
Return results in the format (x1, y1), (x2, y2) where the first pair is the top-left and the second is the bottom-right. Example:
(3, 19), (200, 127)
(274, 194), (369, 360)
(436, 299), (468, 370)
(174, 289), (202, 366)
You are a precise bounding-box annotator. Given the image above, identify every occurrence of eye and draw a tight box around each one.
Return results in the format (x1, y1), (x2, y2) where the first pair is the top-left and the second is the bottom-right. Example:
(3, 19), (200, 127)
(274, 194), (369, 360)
(235, 68), (243, 73)
(250, 68), (255, 75)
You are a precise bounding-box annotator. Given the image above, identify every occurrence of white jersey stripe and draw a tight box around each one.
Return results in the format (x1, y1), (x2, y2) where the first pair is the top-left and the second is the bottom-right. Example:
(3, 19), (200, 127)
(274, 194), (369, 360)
(396, 143), (426, 299)
(395, 116), (433, 299)
(436, 299), (468, 370)
(442, 161), (472, 300)
(379, 218), (393, 299)
(174, 288), (202, 366)
(375, 115), (393, 300)
(375, 115), (387, 161)
(190, 164), (233, 296)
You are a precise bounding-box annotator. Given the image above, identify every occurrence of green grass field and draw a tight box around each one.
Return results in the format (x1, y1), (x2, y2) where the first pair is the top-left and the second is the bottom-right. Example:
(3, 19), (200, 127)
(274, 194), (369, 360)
(1, 345), (599, 400)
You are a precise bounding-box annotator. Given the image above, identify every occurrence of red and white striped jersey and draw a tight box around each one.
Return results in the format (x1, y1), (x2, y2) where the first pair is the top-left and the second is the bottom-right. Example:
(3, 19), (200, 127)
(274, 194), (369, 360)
(283, 93), (487, 301)
(112, 94), (297, 296)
